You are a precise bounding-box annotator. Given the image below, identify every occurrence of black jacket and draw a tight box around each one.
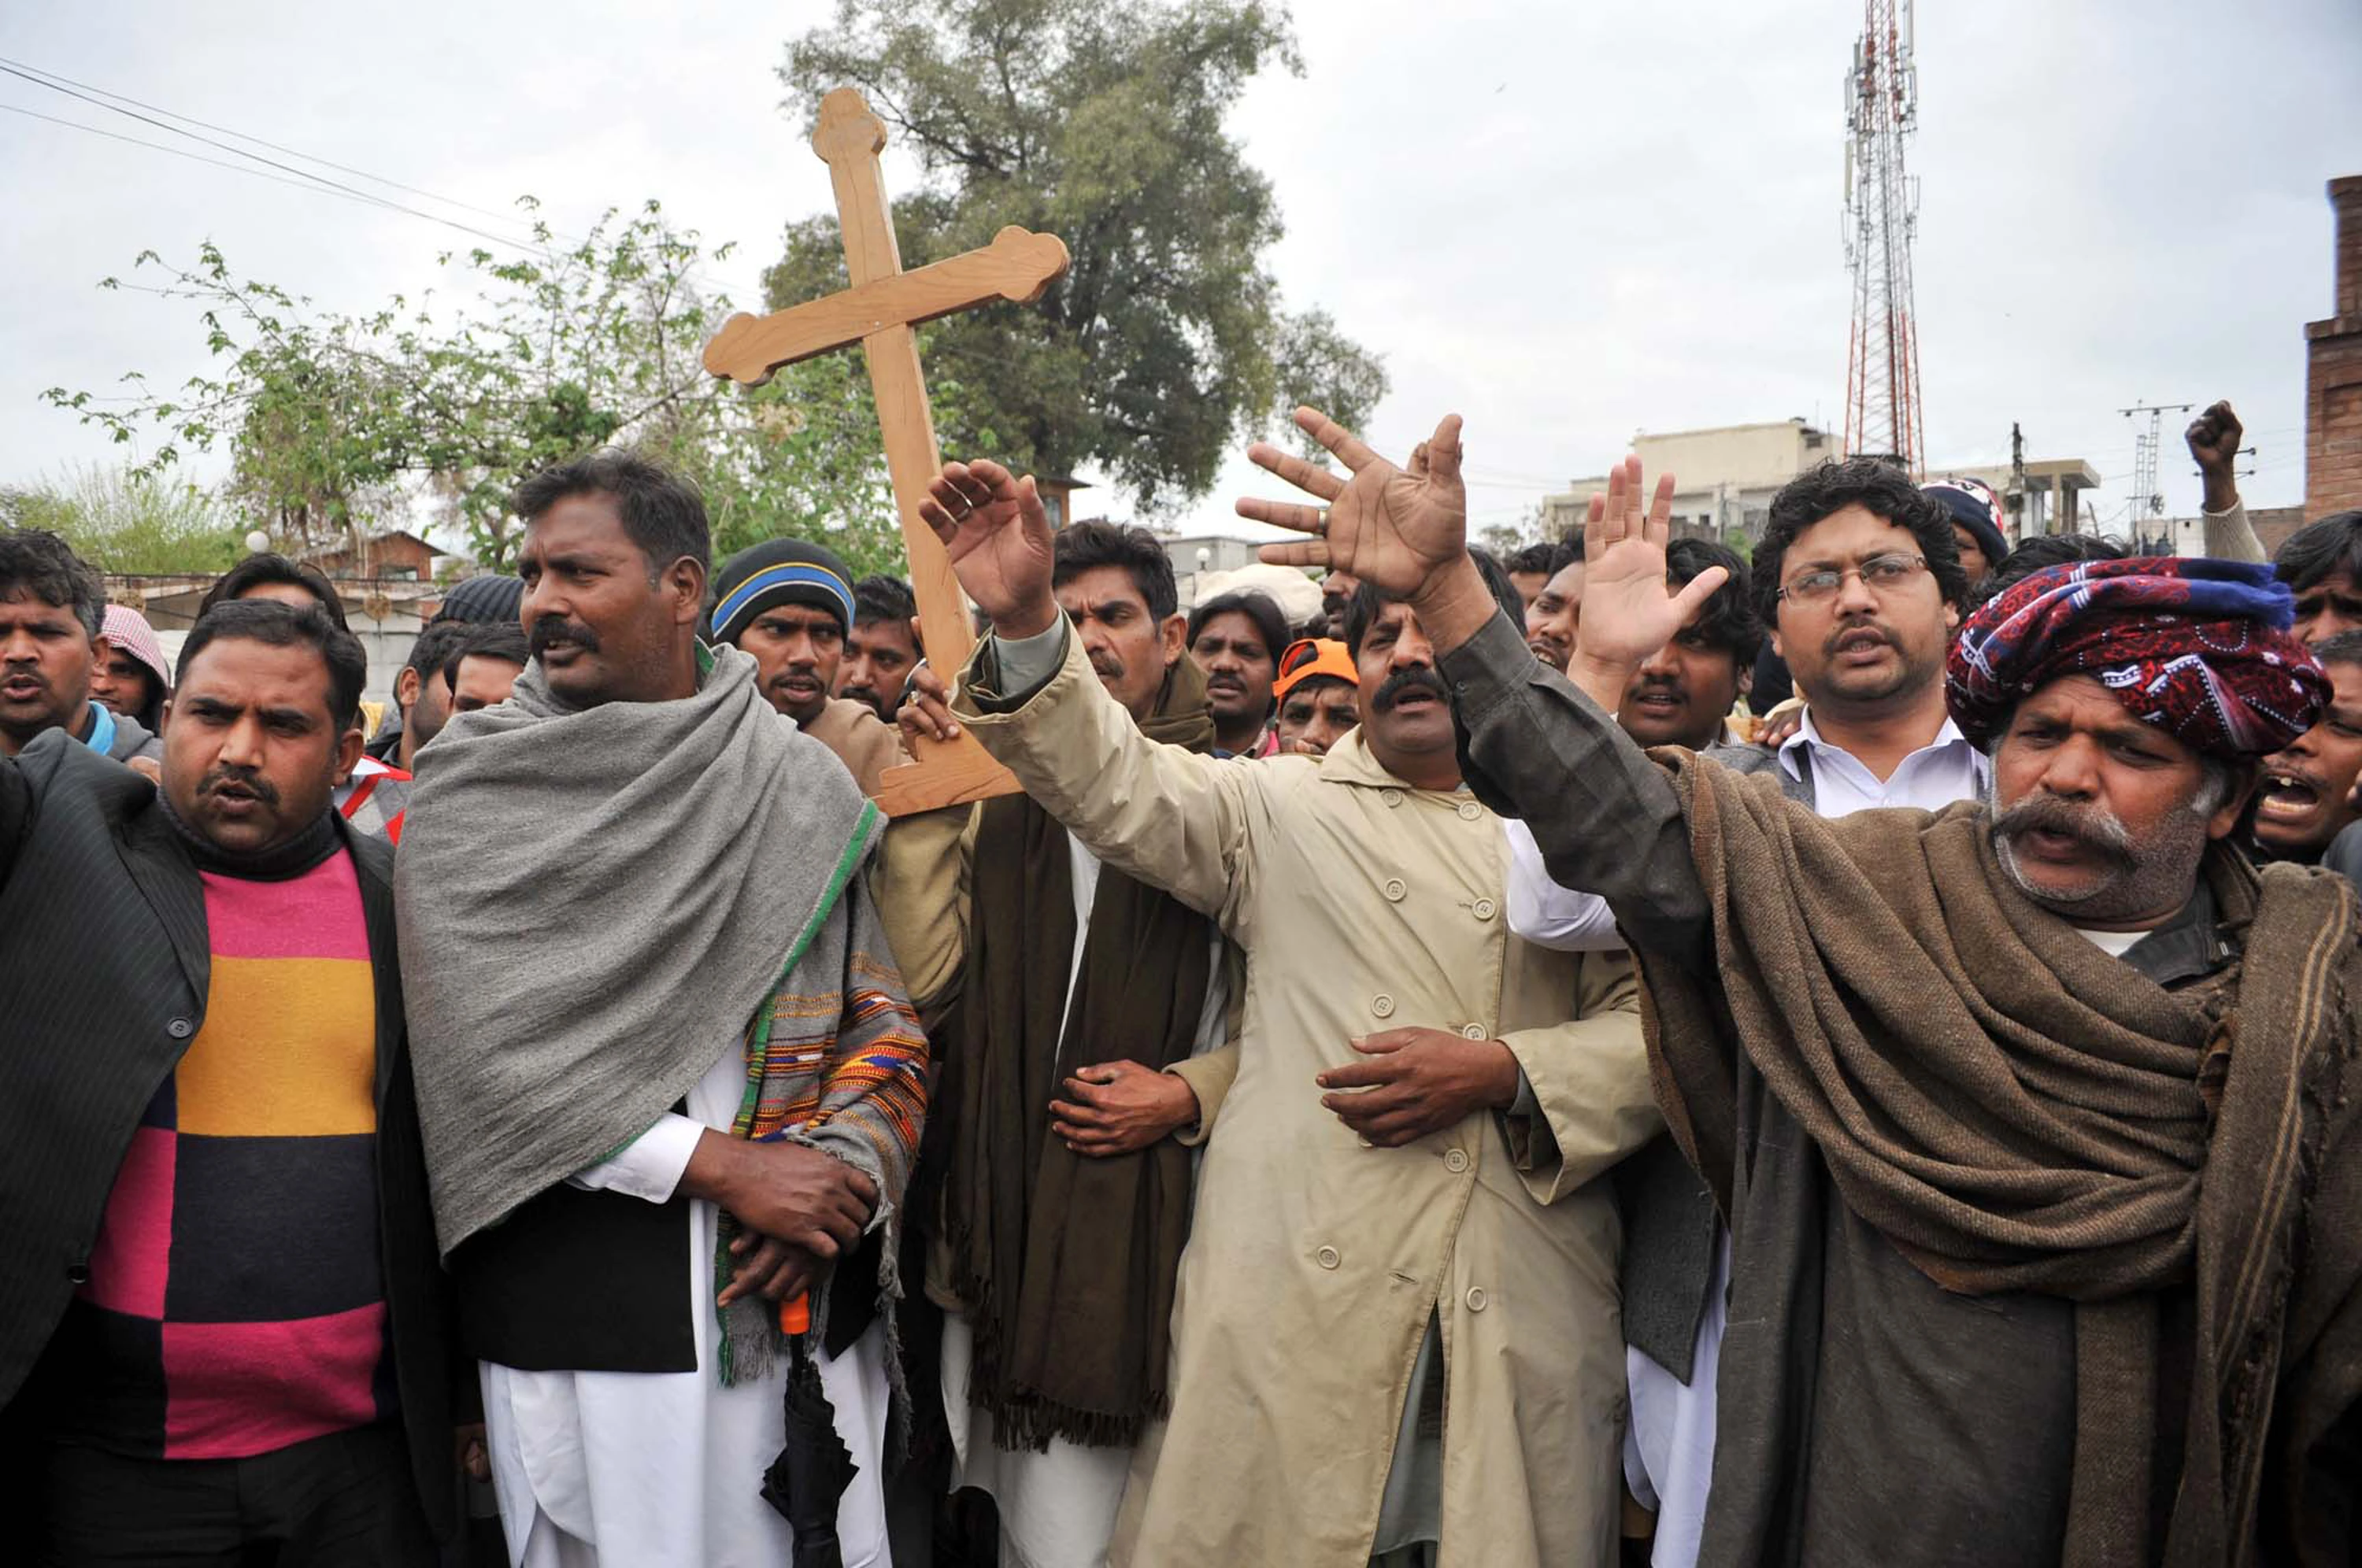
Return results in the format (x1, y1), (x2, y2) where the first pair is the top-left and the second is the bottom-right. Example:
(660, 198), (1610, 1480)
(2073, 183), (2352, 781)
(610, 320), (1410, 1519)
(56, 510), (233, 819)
(0, 730), (457, 1540)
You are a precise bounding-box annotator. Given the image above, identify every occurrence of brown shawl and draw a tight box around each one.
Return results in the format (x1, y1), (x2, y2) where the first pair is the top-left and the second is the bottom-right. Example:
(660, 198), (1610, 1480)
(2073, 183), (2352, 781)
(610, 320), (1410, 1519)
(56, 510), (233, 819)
(1639, 752), (2362, 1567)
(944, 654), (1216, 1449)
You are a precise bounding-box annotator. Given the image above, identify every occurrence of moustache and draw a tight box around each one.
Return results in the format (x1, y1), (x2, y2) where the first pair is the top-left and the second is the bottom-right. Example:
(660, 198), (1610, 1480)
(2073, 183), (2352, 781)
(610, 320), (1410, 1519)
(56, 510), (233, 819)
(1990, 793), (2131, 861)
(528, 617), (602, 657)
(1372, 667), (1450, 714)
(1822, 619), (1894, 657)
(1087, 654), (1125, 682)
(200, 766), (280, 808)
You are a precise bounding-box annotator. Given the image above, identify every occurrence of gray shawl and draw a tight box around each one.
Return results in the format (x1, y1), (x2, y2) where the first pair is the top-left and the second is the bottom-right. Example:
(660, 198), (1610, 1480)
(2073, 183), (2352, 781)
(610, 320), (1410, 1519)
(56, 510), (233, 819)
(395, 642), (880, 1255)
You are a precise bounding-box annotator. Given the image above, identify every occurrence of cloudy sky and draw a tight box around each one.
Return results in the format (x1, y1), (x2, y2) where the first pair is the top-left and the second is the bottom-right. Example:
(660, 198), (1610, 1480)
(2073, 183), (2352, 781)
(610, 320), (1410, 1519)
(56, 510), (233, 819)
(2, 0), (2356, 548)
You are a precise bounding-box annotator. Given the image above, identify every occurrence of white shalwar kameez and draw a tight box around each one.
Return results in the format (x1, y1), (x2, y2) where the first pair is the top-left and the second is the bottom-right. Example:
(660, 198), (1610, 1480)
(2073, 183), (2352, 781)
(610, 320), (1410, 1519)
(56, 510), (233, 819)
(480, 1041), (893, 1568)
(937, 829), (1229, 1568)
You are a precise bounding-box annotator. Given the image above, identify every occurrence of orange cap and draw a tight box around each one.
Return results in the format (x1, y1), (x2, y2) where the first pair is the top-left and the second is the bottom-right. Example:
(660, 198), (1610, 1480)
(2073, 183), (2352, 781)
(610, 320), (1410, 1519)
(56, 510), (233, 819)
(1273, 638), (1358, 701)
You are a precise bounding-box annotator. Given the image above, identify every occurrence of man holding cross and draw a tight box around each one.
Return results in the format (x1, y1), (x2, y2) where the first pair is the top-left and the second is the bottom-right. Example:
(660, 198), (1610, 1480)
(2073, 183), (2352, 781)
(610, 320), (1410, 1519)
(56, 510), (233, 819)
(1241, 406), (2362, 1566)
(905, 457), (1654, 1567)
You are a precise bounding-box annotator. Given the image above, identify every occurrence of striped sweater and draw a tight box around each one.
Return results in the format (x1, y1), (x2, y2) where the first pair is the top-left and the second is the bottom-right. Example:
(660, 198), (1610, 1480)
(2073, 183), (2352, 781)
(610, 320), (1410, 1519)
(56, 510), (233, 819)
(61, 849), (391, 1459)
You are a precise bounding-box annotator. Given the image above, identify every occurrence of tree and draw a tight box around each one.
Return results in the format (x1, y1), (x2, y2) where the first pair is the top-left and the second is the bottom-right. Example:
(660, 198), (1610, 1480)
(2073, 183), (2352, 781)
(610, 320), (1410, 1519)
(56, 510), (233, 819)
(45, 205), (916, 575)
(772, 0), (1387, 516)
(2, 464), (243, 575)
(1475, 523), (1530, 560)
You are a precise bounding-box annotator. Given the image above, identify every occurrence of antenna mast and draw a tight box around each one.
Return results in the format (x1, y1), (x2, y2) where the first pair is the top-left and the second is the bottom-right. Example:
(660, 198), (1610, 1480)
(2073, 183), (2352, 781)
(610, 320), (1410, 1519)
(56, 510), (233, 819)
(1842, 0), (1923, 473)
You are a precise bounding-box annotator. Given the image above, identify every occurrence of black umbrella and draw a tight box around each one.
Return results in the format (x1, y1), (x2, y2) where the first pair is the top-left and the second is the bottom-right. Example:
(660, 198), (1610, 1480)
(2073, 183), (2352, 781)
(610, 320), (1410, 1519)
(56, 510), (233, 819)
(761, 1307), (860, 1568)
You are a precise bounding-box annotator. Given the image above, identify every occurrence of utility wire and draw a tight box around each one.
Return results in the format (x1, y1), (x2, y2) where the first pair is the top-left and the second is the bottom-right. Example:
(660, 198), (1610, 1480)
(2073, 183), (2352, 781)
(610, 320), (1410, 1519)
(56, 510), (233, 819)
(0, 53), (539, 231)
(0, 102), (465, 219)
(1, 76), (753, 305)
(0, 61), (542, 257)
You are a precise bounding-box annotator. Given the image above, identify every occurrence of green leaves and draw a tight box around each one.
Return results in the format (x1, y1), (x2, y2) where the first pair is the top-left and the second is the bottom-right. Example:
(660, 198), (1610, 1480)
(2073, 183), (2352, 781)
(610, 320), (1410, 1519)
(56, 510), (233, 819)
(47, 0), (1388, 577)
(44, 202), (917, 575)
(2, 464), (245, 575)
(772, 0), (1383, 520)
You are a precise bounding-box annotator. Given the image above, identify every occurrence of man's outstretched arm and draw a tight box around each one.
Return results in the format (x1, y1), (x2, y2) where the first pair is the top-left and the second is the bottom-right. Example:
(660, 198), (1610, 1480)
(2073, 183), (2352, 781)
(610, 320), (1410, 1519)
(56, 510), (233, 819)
(908, 458), (1262, 932)
(1240, 411), (1715, 963)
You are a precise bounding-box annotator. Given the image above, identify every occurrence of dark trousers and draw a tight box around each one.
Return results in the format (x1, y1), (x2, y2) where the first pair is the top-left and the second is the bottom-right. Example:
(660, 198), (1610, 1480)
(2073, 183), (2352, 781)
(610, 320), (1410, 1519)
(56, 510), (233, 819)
(41, 1422), (434, 1566)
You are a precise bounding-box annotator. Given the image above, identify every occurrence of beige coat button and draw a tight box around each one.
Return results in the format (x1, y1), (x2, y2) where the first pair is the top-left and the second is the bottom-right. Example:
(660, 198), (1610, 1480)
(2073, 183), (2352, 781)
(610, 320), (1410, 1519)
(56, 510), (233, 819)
(1464, 1285), (1488, 1311)
(1381, 788), (1403, 808)
(1472, 897), (1498, 921)
(1457, 800), (1482, 821)
(1460, 1023), (1486, 1040)
(1444, 1148), (1470, 1173)
(1371, 994), (1397, 1019)
(1317, 1245), (1342, 1270)
(1383, 878), (1408, 902)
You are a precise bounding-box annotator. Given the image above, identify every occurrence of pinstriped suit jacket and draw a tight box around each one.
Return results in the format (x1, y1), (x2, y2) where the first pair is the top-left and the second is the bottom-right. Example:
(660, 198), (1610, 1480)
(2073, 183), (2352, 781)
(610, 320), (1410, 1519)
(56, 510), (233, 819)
(0, 728), (456, 1540)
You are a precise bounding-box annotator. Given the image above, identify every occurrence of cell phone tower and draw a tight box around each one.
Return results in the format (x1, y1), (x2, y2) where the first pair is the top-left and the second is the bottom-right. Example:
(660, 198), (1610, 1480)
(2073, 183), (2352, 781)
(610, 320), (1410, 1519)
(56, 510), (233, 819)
(1842, 0), (1923, 474)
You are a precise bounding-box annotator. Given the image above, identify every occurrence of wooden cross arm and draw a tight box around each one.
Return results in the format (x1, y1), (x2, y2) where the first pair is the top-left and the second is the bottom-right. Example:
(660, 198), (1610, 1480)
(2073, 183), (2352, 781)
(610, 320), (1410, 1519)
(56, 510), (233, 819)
(871, 730), (1022, 817)
(704, 227), (1072, 386)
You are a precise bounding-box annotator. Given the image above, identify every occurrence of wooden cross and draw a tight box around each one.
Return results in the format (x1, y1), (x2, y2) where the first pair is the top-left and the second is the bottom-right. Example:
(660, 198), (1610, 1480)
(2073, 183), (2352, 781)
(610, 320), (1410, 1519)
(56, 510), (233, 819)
(704, 87), (1071, 815)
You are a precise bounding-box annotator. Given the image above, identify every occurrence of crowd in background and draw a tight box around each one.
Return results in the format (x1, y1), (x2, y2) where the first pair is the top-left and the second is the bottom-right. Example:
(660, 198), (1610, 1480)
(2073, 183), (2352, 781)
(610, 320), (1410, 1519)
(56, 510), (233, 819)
(1, 391), (2358, 1568)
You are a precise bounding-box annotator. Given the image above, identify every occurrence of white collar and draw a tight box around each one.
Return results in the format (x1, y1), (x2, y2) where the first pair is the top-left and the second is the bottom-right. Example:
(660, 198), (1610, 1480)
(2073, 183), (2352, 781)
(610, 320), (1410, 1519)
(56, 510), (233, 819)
(1778, 708), (1979, 778)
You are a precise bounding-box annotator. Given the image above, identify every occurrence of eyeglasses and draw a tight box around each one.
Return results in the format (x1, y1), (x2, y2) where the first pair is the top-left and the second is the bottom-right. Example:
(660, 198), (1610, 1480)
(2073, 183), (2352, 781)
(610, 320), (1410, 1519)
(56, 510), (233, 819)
(1775, 553), (1927, 605)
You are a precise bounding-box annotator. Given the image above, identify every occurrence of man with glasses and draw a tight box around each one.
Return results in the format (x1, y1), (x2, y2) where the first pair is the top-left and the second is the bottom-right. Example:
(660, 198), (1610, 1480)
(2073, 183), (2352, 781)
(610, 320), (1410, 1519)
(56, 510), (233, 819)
(1245, 404), (2360, 1566)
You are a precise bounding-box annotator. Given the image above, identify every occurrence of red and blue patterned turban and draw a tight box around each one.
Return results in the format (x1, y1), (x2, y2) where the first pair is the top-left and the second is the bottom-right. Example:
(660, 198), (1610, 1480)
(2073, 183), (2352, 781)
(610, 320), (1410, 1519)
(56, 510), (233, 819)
(1947, 557), (2327, 759)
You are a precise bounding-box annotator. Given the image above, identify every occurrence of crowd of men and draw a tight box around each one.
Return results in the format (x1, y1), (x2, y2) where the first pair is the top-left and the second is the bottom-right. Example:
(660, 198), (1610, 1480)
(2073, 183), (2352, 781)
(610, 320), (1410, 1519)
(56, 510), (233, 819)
(2, 394), (2359, 1568)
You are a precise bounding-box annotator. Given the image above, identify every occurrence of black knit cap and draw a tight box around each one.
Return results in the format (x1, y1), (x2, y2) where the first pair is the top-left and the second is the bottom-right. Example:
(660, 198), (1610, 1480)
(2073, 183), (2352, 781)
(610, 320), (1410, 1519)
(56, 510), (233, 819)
(709, 538), (857, 646)
(1922, 481), (2008, 575)
(433, 574), (524, 626)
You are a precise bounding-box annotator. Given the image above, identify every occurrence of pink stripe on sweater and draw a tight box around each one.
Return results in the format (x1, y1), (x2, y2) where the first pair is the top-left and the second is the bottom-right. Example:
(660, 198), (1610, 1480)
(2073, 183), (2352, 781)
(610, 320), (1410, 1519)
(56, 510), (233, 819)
(161, 1303), (387, 1458)
(199, 852), (368, 960)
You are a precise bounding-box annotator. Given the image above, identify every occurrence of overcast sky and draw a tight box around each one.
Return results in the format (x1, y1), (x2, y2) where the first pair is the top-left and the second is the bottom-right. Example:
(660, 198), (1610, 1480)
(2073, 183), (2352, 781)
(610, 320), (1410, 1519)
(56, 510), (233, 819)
(3, 0), (2356, 548)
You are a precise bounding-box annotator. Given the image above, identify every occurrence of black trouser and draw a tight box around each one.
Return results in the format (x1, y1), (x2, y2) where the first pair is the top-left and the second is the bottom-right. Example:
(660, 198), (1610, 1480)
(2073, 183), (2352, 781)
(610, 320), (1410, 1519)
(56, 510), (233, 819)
(41, 1422), (434, 1566)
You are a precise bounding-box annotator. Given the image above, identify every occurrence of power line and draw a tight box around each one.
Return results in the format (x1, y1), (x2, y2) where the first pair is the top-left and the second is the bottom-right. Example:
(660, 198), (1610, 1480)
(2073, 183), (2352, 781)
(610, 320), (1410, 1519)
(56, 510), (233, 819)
(0, 60), (545, 257)
(0, 51), (754, 298)
(0, 53), (539, 231)
(0, 72), (754, 306)
(0, 102), (454, 215)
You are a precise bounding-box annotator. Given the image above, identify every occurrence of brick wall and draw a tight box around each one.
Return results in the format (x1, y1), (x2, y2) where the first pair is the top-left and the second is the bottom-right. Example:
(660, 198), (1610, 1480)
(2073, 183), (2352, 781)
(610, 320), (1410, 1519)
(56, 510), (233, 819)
(2306, 176), (2362, 520)
(2253, 505), (2308, 559)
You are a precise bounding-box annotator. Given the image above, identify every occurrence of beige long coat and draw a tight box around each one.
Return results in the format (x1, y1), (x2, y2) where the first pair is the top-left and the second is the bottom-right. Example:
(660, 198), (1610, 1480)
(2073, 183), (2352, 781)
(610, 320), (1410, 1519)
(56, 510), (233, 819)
(957, 631), (1660, 1568)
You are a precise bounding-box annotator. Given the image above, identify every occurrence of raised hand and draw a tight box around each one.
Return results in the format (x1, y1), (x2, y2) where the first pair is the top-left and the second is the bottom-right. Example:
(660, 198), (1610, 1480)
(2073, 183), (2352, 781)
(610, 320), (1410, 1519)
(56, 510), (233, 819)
(918, 459), (1059, 638)
(1240, 407), (1468, 599)
(2185, 400), (2243, 475)
(1570, 456), (1729, 679)
(2185, 400), (2244, 513)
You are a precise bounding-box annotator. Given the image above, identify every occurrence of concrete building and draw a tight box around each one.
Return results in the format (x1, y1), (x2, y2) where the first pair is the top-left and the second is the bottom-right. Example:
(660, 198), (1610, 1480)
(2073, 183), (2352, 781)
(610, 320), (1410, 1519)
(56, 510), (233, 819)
(2308, 174), (2362, 520)
(1541, 418), (2099, 549)
(299, 527), (446, 582)
(1161, 532), (1262, 607)
(107, 571), (441, 711)
(1543, 420), (1840, 544)
(1923, 457), (2102, 539)
(2149, 505), (2306, 561)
